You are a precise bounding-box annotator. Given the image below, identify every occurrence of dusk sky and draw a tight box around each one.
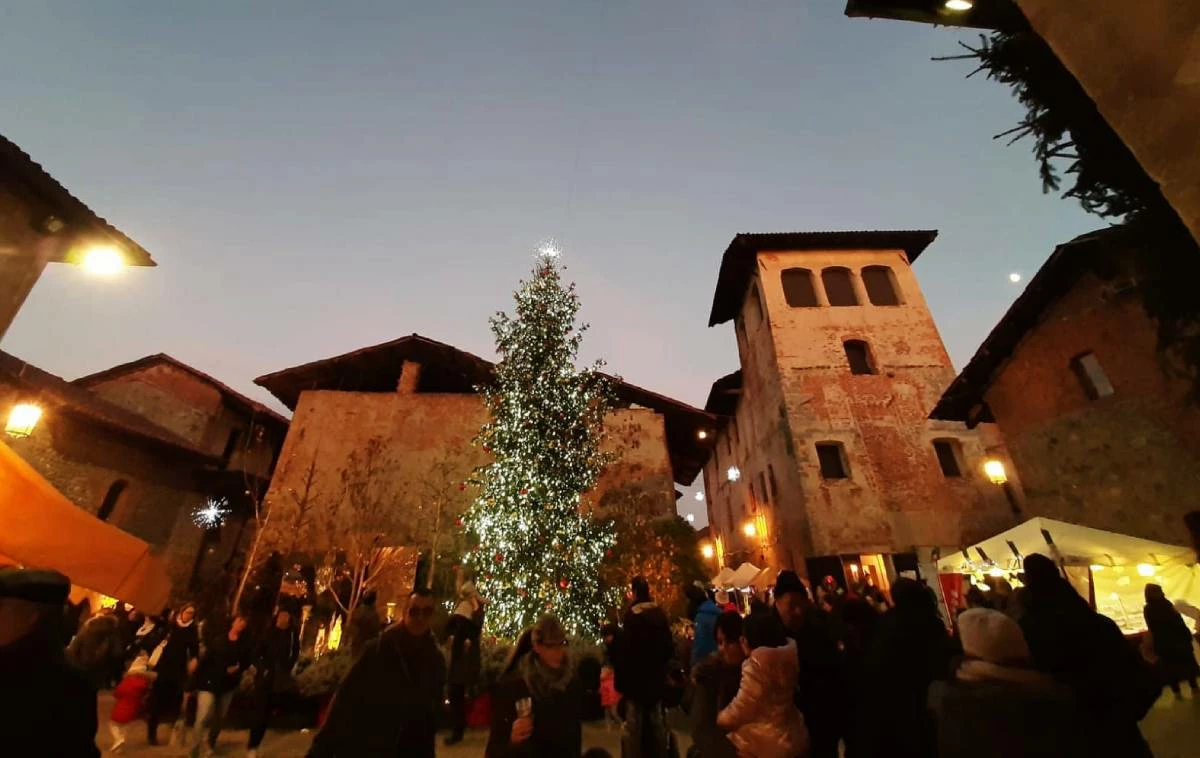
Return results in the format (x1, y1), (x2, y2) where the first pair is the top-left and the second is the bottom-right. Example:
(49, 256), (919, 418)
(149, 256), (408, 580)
(2, 2), (1098, 525)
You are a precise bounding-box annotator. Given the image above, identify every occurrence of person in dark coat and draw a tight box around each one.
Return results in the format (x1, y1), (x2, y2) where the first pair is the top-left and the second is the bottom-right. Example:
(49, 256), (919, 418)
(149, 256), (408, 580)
(772, 570), (849, 758)
(486, 615), (584, 757)
(0, 568), (99, 757)
(929, 608), (1086, 758)
(857, 577), (955, 758)
(247, 609), (299, 756)
(688, 611), (744, 758)
(146, 602), (201, 745)
(614, 576), (675, 758)
(347, 589), (383, 657)
(1019, 553), (1158, 758)
(189, 614), (252, 757)
(444, 581), (484, 746)
(1143, 582), (1199, 696)
(308, 587), (446, 758)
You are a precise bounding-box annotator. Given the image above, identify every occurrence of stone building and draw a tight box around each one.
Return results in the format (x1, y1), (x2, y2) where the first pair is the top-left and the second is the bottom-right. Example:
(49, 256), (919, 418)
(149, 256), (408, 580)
(1, 351), (288, 599)
(254, 334), (713, 593)
(700, 231), (1012, 588)
(932, 226), (1200, 544)
(0, 134), (155, 338)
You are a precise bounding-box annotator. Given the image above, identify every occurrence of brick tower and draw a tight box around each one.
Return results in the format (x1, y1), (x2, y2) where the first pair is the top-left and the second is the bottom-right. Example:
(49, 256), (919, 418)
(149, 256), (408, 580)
(700, 231), (1012, 587)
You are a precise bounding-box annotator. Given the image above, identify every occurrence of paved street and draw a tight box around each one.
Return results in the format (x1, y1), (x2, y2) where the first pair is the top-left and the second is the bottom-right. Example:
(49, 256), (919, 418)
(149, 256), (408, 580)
(96, 690), (1198, 757)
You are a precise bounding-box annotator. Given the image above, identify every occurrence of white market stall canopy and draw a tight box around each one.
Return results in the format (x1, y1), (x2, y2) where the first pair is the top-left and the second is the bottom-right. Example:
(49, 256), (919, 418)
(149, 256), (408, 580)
(939, 516), (1200, 635)
(711, 562), (770, 590)
(937, 516), (1194, 574)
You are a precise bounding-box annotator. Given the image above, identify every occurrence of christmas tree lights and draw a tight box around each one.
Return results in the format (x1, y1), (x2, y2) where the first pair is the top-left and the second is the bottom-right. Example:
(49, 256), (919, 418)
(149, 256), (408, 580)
(461, 241), (616, 639)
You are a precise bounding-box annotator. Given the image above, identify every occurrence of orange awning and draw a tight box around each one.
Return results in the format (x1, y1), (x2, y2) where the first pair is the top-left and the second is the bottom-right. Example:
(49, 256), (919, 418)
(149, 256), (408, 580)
(0, 441), (171, 610)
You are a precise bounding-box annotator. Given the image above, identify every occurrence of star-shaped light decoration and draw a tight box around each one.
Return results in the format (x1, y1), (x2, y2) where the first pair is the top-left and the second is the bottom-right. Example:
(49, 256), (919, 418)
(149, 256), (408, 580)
(193, 497), (231, 529)
(536, 238), (562, 260)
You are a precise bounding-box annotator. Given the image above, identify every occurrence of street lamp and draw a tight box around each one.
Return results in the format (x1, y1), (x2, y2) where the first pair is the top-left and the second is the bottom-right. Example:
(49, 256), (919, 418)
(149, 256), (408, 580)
(701, 543), (715, 560)
(742, 521), (757, 538)
(983, 459), (1022, 518)
(5, 403), (43, 438)
(80, 245), (126, 276)
(686, 513), (696, 524)
(944, 0), (973, 10)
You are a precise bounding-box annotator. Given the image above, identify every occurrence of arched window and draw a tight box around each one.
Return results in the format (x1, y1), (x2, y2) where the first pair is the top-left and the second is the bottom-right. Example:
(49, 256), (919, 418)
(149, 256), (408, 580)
(844, 340), (876, 375)
(781, 268), (819, 307)
(822, 267), (859, 306)
(862, 265), (902, 306)
(97, 480), (127, 522)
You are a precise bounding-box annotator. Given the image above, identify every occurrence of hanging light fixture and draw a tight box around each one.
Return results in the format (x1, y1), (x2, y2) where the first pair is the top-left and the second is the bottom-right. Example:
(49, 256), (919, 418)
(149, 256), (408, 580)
(5, 403), (43, 438)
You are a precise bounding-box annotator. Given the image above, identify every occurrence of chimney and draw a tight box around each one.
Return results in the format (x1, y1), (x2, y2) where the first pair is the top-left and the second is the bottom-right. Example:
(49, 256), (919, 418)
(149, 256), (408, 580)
(397, 361), (422, 395)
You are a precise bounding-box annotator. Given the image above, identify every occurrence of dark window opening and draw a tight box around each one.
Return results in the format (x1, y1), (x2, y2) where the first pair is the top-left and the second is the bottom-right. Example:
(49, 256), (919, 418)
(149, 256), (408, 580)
(933, 439), (964, 478)
(97, 480), (128, 522)
(758, 472), (770, 503)
(862, 265), (902, 306)
(781, 268), (820, 307)
(767, 465), (779, 501)
(1071, 352), (1115, 400)
(816, 443), (849, 480)
(822, 267), (859, 307)
(220, 429), (242, 469)
(844, 340), (876, 375)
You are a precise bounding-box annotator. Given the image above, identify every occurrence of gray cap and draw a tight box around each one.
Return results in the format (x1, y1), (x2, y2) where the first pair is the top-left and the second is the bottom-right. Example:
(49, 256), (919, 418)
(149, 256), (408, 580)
(0, 567), (70, 604)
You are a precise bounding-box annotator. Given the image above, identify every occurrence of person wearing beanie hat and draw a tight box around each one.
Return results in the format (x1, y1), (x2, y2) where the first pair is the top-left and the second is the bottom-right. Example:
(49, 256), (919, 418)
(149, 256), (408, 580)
(0, 567), (99, 757)
(928, 608), (1085, 758)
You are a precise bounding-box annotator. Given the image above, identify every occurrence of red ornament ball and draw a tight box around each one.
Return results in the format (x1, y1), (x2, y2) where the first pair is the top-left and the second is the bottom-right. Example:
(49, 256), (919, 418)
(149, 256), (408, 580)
(455, 517), (463, 528)
(494, 552), (503, 563)
(520, 488), (528, 495)
(558, 578), (569, 590)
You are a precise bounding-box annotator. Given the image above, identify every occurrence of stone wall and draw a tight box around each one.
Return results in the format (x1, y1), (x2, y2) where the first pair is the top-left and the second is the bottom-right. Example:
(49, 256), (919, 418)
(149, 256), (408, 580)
(261, 388), (678, 563)
(706, 248), (1012, 572)
(87, 363), (280, 478)
(1018, 0), (1200, 245)
(0, 382), (209, 595)
(984, 268), (1200, 544)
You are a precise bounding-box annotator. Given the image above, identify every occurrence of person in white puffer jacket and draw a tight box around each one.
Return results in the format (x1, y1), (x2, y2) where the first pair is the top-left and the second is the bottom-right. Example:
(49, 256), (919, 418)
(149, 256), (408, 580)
(716, 613), (809, 758)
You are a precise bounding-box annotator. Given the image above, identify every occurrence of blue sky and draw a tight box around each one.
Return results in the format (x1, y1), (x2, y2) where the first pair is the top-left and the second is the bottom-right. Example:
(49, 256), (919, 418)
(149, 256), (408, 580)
(0, 1), (1098, 525)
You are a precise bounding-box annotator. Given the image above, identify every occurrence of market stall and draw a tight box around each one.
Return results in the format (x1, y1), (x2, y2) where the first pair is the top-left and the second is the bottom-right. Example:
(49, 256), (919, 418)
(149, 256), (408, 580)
(0, 441), (171, 610)
(937, 516), (1199, 633)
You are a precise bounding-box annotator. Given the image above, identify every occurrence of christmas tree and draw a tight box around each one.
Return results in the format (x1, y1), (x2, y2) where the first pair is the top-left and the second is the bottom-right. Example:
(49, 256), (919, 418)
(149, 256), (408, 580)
(462, 241), (616, 639)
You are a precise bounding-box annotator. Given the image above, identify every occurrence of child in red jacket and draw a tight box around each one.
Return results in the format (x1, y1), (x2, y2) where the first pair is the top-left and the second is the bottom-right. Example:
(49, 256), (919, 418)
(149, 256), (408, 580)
(109, 650), (157, 751)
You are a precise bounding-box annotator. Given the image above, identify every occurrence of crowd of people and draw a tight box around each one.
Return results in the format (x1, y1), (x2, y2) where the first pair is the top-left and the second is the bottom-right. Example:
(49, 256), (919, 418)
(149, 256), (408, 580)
(1, 552), (1197, 757)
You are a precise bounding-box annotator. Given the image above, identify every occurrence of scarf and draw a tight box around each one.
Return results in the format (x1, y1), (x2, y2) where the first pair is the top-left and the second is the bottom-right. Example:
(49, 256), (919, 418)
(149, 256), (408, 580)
(135, 618), (157, 638)
(957, 658), (1055, 687)
(519, 650), (573, 702)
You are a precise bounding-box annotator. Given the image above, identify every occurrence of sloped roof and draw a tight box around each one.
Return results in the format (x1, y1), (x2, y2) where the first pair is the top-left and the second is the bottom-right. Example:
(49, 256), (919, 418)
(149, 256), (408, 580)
(0, 351), (214, 461)
(843, 0), (1027, 32)
(708, 230), (938, 326)
(930, 226), (1131, 424)
(704, 370), (743, 417)
(255, 334), (716, 485)
(0, 135), (154, 266)
(73, 354), (289, 431)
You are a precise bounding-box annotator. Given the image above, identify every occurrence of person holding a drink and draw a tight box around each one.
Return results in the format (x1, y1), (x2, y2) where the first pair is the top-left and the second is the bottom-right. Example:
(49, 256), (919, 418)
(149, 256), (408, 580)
(487, 615), (584, 757)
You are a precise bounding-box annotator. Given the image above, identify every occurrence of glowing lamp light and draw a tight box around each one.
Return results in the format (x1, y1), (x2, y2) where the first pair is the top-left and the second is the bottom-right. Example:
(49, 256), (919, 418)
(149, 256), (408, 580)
(727, 466), (741, 482)
(686, 513), (696, 524)
(982, 459), (1008, 485)
(944, 0), (973, 10)
(701, 544), (715, 560)
(1136, 563), (1156, 577)
(742, 521), (758, 538)
(1089, 564), (1105, 572)
(1009, 273), (1022, 283)
(697, 430), (708, 440)
(694, 491), (705, 502)
(988, 568), (1005, 578)
(537, 239), (562, 259)
(5, 403), (42, 438)
(81, 245), (125, 276)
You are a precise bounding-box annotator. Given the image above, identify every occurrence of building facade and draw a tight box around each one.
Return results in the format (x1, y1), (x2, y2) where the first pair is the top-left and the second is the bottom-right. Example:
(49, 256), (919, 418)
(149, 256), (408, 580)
(701, 231), (1013, 587)
(1, 351), (288, 602)
(254, 335), (713, 600)
(932, 227), (1200, 545)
